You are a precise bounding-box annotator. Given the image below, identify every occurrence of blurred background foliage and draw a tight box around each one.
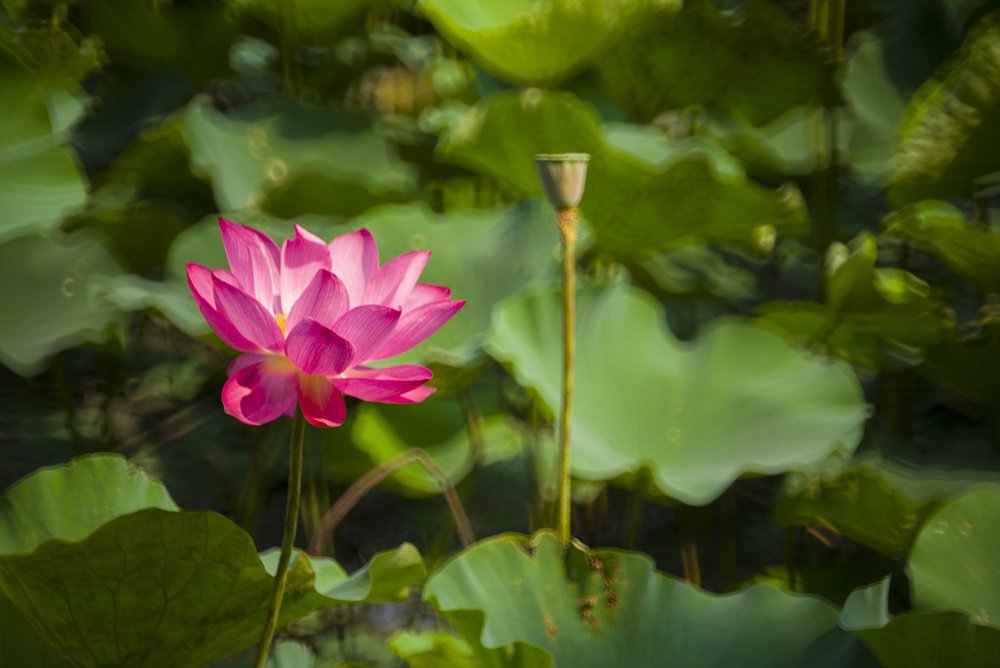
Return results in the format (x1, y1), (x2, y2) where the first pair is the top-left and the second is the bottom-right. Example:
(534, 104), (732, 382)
(3, 0), (1000, 665)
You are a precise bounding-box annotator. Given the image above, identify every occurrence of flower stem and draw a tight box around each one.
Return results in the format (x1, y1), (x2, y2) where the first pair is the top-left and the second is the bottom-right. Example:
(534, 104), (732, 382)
(556, 207), (578, 543)
(254, 409), (307, 668)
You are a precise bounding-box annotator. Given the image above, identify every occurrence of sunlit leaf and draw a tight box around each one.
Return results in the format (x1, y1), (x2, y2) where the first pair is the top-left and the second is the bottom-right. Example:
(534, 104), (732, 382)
(486, 283), (865, 504)
(423, 530), (873, 667)
(417, 0), (675, 86)
(438, 90), (807, 257)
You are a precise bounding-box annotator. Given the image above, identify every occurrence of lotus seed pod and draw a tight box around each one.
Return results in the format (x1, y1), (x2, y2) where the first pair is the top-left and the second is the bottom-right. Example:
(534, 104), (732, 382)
(535, 153), (590, 210)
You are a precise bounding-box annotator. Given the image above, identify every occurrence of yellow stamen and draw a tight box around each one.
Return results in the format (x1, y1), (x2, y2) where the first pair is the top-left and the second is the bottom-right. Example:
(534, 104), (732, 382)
(275, 313), (287, 334)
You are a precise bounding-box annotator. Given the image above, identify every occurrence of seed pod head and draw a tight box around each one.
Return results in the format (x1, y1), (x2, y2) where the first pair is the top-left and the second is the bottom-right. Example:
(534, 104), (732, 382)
(535, 153), (590, 210)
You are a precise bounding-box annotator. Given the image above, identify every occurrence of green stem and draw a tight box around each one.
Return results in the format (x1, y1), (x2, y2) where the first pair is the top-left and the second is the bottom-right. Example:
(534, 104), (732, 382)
(556, 208), (577, 543)
(254, 409), (307, 668)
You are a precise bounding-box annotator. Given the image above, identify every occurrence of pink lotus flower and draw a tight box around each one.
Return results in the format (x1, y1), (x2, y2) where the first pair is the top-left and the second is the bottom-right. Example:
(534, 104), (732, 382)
(187, 219), (464, 427)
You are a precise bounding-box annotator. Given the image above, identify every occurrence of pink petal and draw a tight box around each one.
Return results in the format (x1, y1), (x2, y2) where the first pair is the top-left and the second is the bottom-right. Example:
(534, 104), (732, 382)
(212, 276), (285, 353)
(285, 319), (354, 376)
(297, 375), (347, 427)
(333, 364), (432, 402)
(286, 269), (350, 333)
(187, 264), (259, 352)
(388, 385), (436, 404)
(404, 283), (451, 311)
(363, 251), (430, 308)
(332, 305), (402, 365)
(219, 218), (280, 312)
(280, 225), (332, 313)
(328, 229), (379, 307)
(371, 299), (465, 361)
(227, 353), (267, 376)
(222, 356), (298, 425)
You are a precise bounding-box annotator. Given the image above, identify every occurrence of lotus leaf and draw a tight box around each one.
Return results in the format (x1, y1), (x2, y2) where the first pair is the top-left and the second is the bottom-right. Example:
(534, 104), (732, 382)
(0, 234), (124, 376)
(0, 455), (425, 667)
(0, 32), (88, 242)
(842, 578), (1000, 667)
(437, 90), (808, 257)
(889, 9), (1000, 203)
(908, 484), (1000, 627)
(775, 453), (997, 559)
(596, 0), (835, 125)
(179, 98), (417, 218)
(423, 530), (873, 667)
(417, 0), (674, 86)
(486, 283), (865, 504)
(884, 200), (1000, 292)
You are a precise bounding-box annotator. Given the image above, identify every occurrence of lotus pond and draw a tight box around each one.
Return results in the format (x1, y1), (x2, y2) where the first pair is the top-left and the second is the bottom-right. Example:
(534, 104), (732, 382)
(2, 0), (1000, 666)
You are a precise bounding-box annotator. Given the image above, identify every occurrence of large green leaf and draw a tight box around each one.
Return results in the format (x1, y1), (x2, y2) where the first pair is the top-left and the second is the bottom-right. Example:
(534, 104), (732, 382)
(596, 0), (835, 125)
(423, 530), (873, 667)
(0, 591), (72, 668)
(884, 200), (1000, 292)
(179, 98), (416, 218)
(416, 0), (674, 86)
(857, 613), (1000, 668)
(842, 578), (1000, 668)
(0, 233), (124, 377)
(0, 454), (177, 553)
(889, 9), (1000, 203)
(0, 33), (88, 242)
(437, 91), (807, 257)
(0, 455), (426, 667)
(486, 283), (866, 505)
(908, 484), (1000, 627)
(775, 453), (996, 559)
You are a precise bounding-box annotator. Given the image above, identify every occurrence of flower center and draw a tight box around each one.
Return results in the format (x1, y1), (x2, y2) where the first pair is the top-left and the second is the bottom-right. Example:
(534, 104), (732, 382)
(275, 312), (287, 334)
